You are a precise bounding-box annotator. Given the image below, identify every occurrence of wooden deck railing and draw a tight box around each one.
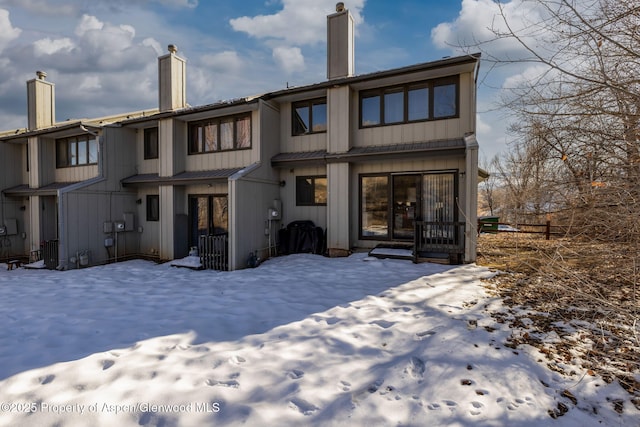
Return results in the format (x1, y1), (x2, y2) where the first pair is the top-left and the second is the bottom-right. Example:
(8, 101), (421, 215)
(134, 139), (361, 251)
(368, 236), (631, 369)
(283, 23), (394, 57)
(414, 221), (465, 263)
(199, 233), (228, 271)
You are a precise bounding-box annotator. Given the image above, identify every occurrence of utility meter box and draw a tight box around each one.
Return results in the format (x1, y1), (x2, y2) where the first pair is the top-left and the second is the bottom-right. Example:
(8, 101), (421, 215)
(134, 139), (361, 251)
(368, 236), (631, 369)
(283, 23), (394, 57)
(268, 208), (281, 220)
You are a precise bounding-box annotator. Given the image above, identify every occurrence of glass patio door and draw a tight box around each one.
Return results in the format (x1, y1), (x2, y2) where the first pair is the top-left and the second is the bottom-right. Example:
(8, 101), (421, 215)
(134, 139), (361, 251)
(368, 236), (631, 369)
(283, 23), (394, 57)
(189, 195), (228, 247)
(392, 175), (419, 239)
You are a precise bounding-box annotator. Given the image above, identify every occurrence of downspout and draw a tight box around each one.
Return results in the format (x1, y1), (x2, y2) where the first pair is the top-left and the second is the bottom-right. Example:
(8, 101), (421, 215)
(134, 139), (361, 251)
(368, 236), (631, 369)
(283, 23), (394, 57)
(56, 124), (106, 270)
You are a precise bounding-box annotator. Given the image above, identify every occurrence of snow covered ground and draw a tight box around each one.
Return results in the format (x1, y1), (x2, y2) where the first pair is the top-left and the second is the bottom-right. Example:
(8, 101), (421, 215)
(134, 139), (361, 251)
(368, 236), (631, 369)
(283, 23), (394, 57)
(0, 253), (636, 426)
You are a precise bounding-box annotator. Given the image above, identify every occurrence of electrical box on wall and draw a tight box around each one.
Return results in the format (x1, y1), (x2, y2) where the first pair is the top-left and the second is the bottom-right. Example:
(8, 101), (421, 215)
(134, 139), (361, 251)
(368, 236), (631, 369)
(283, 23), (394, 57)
(123, 213), (134, 231)
(103, 222), (113, 233)
(268, 208), (280, 220)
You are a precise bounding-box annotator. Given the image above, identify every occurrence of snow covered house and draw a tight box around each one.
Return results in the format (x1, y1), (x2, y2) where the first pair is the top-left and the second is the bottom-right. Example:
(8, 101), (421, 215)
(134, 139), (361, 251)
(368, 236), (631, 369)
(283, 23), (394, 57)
(0, 4), (481, 270)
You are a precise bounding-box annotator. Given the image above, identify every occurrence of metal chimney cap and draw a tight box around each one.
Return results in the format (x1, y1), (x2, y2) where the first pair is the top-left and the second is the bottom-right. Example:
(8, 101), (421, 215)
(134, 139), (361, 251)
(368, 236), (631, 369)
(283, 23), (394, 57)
(168, 44), (178, 54)
(36, 70), (47, 80)
(336, 2), (345, 12)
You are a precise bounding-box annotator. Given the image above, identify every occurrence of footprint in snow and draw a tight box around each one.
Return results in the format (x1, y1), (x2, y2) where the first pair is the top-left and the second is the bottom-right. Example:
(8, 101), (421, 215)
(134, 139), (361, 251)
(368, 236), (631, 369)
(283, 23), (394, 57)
(351, 379), (384, 404)
(414, 330), (437, 340)
(39, 374), (55, 385)
(470, 401), (484, 416)
(427, 402), (441, 410)
(101, 359), (115, 370)
(339, 380), (351, 391)
(371, 320), (395, 329)
(228, 355), (246, 365)
(405, 356), (425, 380)
(289, 398), (319, 415)
(206, 379), (239, 388)
(288, 369), (304, 380)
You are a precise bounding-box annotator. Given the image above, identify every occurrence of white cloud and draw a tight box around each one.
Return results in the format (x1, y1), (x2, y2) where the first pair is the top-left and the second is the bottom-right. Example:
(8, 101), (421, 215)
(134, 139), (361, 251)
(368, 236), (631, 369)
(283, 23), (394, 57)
(33, 37), (74, 56)
(77, 75), (102, 91)
(272, 46), (305, 74)
(142, 37), (163, 56)
(230, 0), (364, 46)
(201, 50), (243, 73)
(0, 9), (21, 53)
(431, 0), (545, 60)
(75, 14), (104, 36)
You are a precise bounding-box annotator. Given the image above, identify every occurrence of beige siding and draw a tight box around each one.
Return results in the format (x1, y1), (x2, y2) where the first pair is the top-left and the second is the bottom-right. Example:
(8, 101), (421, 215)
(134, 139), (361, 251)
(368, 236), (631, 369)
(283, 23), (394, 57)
(54, 165), (98, 183)
(0, 143), (24, 188)
(158, 119), (186, 177)
(0, 143), (29, 257)
(327, 162), (350, 251)
(229, 178), (281, 270)
(136, 188), (161, 257)
(30, 136), (56, 187)
(279, 166), (328, 229)
(63, 190), (139, 266)
(328, 85), (351, 153)
(279, 102), (326, 153)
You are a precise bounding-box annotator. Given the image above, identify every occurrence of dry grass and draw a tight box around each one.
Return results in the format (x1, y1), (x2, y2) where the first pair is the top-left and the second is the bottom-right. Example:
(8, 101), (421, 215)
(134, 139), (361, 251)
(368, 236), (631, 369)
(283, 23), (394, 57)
(477, 233), (640, 408)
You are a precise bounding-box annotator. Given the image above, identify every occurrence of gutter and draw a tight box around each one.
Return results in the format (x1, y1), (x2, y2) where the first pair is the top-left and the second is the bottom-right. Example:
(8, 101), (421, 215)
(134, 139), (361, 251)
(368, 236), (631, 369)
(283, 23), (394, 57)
(55, 124), (106, 270)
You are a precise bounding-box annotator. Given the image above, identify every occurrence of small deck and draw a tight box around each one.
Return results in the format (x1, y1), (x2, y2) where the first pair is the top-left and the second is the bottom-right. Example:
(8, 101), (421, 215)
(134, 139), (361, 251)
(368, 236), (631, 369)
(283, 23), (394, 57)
(368, 221), (466, 265)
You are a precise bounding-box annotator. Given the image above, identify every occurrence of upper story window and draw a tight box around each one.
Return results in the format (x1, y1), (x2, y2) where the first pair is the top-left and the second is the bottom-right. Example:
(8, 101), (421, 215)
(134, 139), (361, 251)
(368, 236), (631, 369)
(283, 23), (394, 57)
(144, 127), (159, 159)
(189, 113), (251, 154)
(56, 135), (98, 168)
(360, 76), (459, 128)
(292, 98), (327, 136)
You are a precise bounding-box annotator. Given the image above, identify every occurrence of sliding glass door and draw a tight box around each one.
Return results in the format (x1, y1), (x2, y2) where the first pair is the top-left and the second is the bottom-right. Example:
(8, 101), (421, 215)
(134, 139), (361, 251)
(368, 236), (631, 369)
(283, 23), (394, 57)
(360, 172), (457, 241)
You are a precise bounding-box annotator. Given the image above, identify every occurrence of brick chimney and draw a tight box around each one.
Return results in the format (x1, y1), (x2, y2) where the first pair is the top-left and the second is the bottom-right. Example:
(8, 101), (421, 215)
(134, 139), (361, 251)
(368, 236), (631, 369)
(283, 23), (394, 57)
(327, 2), (355, 80)
(26, 71), (55, 130)
(158, 44), (186, 112)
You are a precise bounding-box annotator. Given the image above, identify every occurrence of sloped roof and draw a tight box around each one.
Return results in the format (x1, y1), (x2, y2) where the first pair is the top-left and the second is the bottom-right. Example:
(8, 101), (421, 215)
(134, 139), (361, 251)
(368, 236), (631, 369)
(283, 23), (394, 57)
(271, 139), (466, 167)
(121, 168), (244, 186)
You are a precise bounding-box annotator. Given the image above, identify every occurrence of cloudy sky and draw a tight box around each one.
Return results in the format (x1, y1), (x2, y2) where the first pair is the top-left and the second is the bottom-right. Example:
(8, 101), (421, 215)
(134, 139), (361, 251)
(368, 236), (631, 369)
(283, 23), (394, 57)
(0, 0), (536, 159)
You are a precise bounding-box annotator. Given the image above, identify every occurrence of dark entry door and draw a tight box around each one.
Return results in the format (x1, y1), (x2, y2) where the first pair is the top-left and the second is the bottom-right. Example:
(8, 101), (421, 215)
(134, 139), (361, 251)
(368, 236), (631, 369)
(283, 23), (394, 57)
(189, 195), (228, 248)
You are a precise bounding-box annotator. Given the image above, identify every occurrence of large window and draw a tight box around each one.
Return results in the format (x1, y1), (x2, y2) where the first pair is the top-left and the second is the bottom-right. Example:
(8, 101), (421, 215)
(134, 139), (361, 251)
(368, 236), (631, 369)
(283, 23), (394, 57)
(296, 176), (327, 206)
(189, 114), (251, 154)
(359, 77), (458, 128)
(359, 172), (457, 240)
(144, 127), (158, 159)
(292, 98), (327, 135)
(56, 135), (98, 168)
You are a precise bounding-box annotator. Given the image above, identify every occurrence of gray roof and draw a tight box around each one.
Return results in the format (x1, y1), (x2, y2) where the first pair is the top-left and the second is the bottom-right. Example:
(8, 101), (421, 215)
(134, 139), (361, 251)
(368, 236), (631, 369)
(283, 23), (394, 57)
(2, 182), (80, 196)
(271, 139), (466, 167)
(121, 168), (244, 186)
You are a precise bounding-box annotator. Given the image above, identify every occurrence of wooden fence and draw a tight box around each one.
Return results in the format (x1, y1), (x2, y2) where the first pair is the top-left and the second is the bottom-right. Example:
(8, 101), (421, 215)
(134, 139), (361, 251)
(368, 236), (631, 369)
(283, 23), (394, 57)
(478, 220), (569, 240)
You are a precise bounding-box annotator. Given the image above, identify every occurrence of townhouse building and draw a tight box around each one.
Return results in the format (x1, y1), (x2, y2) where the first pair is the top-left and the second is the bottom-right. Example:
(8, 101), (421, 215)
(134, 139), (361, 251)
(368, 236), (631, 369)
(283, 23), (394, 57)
(0, 4), (481, 271)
